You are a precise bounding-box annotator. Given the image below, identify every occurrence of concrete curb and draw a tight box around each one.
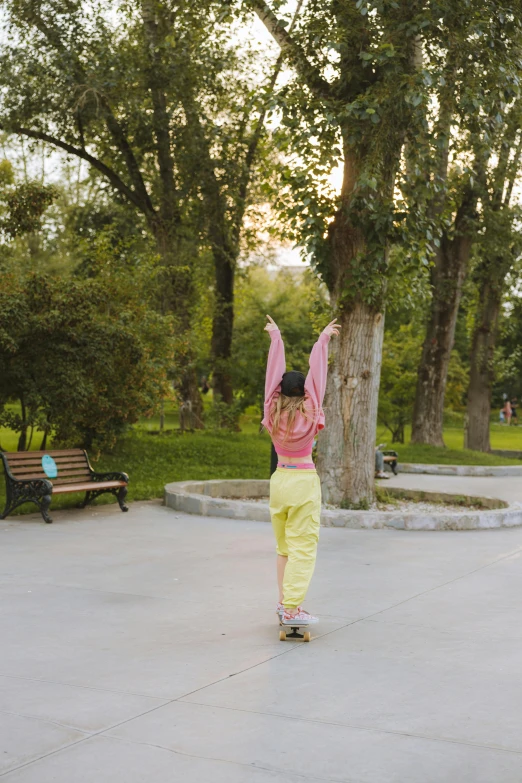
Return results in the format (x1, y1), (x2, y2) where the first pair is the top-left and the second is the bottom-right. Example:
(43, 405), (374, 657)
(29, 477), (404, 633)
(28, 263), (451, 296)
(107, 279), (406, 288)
(491, 449), (522, 460)
(399, 463), (522, 477)
(164, 479), (522, 531)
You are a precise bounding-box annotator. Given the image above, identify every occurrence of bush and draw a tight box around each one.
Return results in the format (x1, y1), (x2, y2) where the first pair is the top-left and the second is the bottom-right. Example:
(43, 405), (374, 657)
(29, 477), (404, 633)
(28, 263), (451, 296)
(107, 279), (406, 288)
(0, 270), (174, 452)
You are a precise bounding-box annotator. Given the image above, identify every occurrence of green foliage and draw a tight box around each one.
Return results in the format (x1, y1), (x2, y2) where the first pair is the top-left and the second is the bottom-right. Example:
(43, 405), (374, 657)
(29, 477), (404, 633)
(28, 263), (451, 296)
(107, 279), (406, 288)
(0, 269), (174, 452)
(378, 325), (420, 443)
(495, 292), (522, 403)
(2, 182), (58, 238)
(204, 398), (243, 431)
(264, 0), (522, 314)
(379, 324), (468, 442)
(0, 160), (58, 242)
(265, 2), (448, 301)
(445, 350), (469, 411)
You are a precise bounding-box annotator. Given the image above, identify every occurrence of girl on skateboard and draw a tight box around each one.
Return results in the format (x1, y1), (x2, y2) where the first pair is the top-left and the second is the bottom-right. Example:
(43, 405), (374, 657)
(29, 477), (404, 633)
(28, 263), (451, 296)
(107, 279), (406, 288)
(262, 314), (340, 626)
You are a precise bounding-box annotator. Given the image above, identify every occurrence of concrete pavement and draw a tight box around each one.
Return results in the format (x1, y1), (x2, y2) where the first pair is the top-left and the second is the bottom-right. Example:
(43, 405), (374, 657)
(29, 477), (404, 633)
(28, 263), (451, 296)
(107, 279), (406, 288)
(389, 471), (522, 505)
(2, 498), (522, 781)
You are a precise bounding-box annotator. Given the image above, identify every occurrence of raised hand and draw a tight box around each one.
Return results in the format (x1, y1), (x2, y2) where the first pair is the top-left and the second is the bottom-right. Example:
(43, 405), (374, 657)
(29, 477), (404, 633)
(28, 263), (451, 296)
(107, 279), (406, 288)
(323, 318), (341, 338)
(264, 314), (279, 333)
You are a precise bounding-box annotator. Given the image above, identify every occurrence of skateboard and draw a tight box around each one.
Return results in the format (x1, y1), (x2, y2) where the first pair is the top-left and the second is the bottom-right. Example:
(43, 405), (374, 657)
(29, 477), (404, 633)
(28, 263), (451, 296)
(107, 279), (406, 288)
(279, 621), (312, 642)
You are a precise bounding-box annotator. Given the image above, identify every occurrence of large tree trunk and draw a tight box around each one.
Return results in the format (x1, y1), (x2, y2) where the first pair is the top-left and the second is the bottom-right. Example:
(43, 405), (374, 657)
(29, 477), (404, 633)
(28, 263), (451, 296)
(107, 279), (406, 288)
(411, 193), (476, 446)
(152, 220), (204, 427)
(464, 272), (502, 452)
(210, 245), (235, 405)
(317, 301), (384, 506)
(316, 197), (385, 506)
(180, 88), (237, 407)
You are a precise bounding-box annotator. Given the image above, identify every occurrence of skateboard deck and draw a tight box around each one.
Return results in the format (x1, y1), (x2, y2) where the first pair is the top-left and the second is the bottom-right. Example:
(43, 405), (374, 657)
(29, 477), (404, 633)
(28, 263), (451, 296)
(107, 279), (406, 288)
(279, 621), (312, 642)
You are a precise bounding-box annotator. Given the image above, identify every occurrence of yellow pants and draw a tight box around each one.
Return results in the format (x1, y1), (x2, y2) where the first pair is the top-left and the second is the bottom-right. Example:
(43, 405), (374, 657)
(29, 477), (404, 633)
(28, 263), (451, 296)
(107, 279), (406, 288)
(269, 468), (321, 609)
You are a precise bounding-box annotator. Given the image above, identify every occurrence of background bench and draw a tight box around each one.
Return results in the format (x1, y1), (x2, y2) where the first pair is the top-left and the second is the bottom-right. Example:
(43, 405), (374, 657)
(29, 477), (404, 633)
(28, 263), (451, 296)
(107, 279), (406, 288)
(382, 450), (399, 475)
(0, 449), (128, 523)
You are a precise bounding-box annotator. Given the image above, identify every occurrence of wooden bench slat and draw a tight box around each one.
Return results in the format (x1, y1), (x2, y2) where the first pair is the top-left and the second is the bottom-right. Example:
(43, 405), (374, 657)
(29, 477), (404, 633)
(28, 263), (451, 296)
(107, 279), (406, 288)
(52, 480), (126, 494)
(52, 476), (104, 486)
(10, 462), (89, 474)
(10, 457), (88, 467)
(4, 449), (85, 460)
(11, 470), (92, 481)
(8, 456), (88, 466)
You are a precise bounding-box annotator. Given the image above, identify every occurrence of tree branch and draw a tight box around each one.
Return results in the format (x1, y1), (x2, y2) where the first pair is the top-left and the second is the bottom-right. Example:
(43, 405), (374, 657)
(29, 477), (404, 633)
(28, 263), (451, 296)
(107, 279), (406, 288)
(247, 0), (332, 101)
(1, 125), (155, 216)
(232, 0), (305, 245)
(24, 8), (155, 215)
(504, 132), (522, 206)
(141, 0), (181, 225)
(491, 113), (519, 207)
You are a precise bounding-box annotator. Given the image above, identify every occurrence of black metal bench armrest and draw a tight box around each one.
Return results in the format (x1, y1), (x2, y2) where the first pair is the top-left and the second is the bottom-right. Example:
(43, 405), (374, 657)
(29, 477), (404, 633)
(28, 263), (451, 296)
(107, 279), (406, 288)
(90, 471), (129, 483)
(10, 477), (53, 495)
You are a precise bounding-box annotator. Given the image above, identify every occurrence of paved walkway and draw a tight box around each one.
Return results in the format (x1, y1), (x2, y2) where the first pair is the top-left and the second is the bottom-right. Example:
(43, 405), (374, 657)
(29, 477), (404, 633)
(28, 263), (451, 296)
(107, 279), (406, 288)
(2, 497), (522, 781)
(389, 472), (522, 505)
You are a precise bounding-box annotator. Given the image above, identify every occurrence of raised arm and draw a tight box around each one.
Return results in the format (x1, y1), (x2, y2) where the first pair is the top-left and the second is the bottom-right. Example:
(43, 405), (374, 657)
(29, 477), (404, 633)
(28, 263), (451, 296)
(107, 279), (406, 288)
(264, 316), (286, 405)
(305, 319), (340, 407)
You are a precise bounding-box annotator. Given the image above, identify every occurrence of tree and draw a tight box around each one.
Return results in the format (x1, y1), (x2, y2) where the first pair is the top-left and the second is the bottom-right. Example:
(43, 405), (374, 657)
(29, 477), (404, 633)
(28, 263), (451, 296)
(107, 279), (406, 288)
(248, 0), (498, 503)
(0, 0), (276, 414)
(464, 119), (522, 451)
(409, 11), (522, 446)
(0, 268), (174, 452)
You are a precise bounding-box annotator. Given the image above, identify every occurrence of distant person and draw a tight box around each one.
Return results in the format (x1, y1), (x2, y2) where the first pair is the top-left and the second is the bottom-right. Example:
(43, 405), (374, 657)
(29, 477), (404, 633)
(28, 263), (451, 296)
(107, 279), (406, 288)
(201, 376), (210, 395)
(263, 314), (340, 628)
(500, 407), (505, 424)
(375, 444), (390, 479)
(511, 397), (518, 425)
(503, 399), (512, 426)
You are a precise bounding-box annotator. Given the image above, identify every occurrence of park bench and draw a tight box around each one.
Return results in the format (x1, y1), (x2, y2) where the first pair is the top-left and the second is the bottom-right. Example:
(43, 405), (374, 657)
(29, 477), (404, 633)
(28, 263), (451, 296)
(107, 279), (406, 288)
(382, 450), (399, 475)
(0, 449), (129, 524)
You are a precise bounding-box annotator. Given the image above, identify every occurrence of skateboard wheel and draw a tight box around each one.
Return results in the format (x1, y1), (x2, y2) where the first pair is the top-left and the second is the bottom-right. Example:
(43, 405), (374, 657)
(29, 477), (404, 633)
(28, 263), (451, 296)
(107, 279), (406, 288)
(279, 630), (287, 641)
(304, 631), (311, 642)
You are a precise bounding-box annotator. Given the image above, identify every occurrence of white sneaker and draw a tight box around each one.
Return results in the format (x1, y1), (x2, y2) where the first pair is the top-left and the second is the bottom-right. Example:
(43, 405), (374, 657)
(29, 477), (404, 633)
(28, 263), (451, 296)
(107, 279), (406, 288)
(276, 602), (284, 618)
(281, 607), (318, 625)
(375, 471), (390, 479)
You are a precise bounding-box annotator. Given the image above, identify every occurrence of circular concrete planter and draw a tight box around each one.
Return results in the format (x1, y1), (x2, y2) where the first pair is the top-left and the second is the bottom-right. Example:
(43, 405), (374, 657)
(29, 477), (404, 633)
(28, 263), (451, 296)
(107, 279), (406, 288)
(164, 479), (522, 531)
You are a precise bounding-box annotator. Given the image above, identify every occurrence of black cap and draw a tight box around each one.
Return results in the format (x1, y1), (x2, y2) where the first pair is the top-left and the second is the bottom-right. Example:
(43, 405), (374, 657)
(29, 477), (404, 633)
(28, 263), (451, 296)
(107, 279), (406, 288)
(281, 371), (305, 397)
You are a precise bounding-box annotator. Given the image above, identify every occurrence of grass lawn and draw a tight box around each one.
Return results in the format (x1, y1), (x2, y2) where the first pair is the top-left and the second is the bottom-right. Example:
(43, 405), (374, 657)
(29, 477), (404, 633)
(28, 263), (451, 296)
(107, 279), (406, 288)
(2, 411), (522, 519)
(0, 429), (272, 518)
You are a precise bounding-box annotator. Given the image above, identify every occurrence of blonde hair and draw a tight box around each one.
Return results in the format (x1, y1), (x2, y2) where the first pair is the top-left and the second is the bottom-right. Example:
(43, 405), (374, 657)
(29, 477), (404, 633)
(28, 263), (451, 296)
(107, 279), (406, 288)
(271, 394), (309, 441)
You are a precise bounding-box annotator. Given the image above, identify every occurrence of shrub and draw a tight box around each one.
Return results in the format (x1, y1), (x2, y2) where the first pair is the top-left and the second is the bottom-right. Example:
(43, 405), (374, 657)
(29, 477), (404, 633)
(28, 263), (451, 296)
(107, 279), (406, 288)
(0, 271), (174, 452)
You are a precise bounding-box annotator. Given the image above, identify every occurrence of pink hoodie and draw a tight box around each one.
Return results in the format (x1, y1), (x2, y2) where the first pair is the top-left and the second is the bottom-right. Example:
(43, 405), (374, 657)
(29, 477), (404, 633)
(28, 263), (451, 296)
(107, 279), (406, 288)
(262, 328), (331, 458)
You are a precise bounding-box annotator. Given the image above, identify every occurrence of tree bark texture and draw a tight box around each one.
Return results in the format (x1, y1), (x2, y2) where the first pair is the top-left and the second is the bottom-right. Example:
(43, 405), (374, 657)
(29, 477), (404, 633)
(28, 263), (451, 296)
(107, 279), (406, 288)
(316, 201), (386, 506)
(317, 301), (385, 506)
(210, 246), (234, 404)
(464, 275), (502, 452)
(411, 192), (476, 446)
